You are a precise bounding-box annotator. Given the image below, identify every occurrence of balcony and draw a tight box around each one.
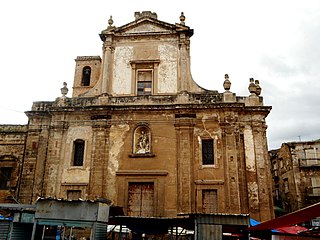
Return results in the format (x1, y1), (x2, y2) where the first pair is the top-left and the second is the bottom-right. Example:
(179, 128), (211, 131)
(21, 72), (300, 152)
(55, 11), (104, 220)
(299, 158), (320, 168)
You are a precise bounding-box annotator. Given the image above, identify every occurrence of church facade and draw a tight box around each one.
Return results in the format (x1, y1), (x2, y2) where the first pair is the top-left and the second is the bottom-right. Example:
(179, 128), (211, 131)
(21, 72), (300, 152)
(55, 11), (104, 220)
(0, 11), (274, 221)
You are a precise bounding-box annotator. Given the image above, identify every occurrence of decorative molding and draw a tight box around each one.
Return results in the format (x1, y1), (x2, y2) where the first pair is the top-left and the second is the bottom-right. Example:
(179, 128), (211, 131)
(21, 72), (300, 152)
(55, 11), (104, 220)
(116, 170), (168, 176)
(61, 183), (88, 186)
(194, 180), (224, 185)
(129, 153), (155, 158)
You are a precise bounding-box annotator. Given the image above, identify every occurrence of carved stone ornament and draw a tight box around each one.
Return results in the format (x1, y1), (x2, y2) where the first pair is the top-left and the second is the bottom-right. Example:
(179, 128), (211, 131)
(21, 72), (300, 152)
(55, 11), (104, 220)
(255, 80), (261, 96)
(60, 82), (68, 97)
(223, 74), (231, 92)
(248, 78), (257, 95)
(108, 15), (114, 27)
(134, 126), (151, 154)
(180, 12), (186, 25)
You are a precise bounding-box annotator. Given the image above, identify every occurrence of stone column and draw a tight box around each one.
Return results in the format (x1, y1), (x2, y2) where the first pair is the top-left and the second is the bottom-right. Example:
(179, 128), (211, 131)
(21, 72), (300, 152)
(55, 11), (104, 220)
(88, 120), (111, 199)
(175, 118), (195, 213)
(178, 33), (190, 92)
(101, 37), (113, 94)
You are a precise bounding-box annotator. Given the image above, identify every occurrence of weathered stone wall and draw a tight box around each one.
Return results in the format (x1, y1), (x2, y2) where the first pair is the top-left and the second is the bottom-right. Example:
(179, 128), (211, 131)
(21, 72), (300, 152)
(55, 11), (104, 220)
(0, 125), (27, 203)
(9, 12), (274, 222)
(112, 46), (133, 95)
(274, 140), (320, 213)
(158, 43), (178, 93)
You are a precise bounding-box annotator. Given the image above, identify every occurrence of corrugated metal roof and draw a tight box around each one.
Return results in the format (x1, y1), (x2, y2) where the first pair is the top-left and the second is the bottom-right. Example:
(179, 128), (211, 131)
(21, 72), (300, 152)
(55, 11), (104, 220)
(0, 204), (36, 211)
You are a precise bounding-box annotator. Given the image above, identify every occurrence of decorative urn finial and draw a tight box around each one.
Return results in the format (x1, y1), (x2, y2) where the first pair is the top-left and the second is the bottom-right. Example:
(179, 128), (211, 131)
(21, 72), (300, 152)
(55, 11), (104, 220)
(61, 82), (68, 97)
(248, 78), (257, 95)
(108, 16), (113, 26)
(255, 80), (261, 96)
(180, 12), (185, 25)
(223, 74), (231, 92)
(107, 15), (114, 30)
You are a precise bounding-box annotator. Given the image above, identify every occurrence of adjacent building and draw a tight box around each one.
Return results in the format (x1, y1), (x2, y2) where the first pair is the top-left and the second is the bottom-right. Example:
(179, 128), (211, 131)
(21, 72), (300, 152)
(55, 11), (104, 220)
(0, 11), (274, 222)
(270, 140), (320, 214)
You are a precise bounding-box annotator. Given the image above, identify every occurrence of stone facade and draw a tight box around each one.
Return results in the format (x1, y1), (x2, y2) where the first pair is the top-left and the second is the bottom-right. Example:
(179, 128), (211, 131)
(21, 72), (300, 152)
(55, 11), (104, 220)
(270, 140), (320, 214)
(0, 11), (274, 221)
(0, 125), (27, 203)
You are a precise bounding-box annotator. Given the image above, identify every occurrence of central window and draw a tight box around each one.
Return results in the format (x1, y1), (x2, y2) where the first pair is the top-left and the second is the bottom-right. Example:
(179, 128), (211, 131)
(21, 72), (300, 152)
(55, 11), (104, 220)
(73, 139), (85, 166)
(202, 139), (214, 165)
(130, 60), (159, 96)
(137, 70), (152, 96)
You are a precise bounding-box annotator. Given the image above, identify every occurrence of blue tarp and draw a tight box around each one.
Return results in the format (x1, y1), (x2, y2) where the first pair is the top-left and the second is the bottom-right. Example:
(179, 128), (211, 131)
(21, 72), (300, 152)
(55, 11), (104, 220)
(250, 218), (278, 232)
(0, 215), (13, 221)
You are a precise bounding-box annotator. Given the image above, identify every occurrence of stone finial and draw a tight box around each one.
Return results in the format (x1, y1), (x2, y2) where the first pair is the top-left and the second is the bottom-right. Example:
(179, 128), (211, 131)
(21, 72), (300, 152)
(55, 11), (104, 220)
(134, 11), (158, 21)
(223, 74), (231, 92)
(255, 80), (261, 96)
(61, 82), (68, 97)
(248, 78), (257, 96)
(180, 12), (186, 25)
(107, 15), (114, 29)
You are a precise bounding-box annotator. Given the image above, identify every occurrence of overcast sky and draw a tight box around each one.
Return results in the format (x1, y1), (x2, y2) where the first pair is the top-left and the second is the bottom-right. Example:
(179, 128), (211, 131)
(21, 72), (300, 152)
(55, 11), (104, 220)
(1, 0), (319, 150)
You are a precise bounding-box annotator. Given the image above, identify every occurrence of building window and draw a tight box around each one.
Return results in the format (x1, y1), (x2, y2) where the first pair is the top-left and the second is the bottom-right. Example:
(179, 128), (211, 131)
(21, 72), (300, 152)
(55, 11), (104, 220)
(81, 66), (91, 86)
(0, 167), (12, 190)
(202, 189), (218, 213)
(73, 139), (85, 166)
(130, 60), (159, 96)
(311, 177), (320, 195)
(202, 139), (214, 165)
(67, 190), (82, 200)
(137, 70), (152, 96)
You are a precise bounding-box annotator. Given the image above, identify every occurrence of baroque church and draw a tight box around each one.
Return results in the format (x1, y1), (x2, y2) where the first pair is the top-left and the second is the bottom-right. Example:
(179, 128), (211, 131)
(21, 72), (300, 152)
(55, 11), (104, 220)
(0, 11), (274, 222)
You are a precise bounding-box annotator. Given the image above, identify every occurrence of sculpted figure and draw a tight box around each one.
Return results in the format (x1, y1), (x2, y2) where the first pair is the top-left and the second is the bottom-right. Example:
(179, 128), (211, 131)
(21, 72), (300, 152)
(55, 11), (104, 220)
(136, 130), (150, 154)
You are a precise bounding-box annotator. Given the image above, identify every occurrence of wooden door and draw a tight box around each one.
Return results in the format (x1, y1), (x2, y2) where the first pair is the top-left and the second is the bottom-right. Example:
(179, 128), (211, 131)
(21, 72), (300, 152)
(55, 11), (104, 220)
(128, 182), (154, 216)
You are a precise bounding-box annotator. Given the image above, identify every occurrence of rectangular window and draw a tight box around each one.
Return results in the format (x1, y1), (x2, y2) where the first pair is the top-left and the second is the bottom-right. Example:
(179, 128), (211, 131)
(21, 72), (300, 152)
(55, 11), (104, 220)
(0, 167), (12, 190)
(67, 190), (82, 200)
(137, 70), (152, 96)
(311, 177), (320, 195)
(202, 189), (218, 213)
(73, 140), (85, 166)
(202, 139), (214, 165)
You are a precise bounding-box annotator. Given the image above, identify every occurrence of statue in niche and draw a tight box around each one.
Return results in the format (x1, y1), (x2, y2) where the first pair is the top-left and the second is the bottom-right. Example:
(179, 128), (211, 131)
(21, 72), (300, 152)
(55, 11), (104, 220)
(136, 128), (150, 154)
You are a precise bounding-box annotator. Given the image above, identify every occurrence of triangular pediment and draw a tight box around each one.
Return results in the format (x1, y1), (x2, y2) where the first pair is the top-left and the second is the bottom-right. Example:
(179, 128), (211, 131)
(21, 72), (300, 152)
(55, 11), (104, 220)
(99, 12), (193, 41)
(117, 18), (176, 35)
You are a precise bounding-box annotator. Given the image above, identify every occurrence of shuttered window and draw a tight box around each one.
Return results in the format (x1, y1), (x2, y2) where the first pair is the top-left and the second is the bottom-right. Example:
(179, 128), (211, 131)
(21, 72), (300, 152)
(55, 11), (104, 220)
(137, 70), (152, 96)
(202, 139), (214, 165)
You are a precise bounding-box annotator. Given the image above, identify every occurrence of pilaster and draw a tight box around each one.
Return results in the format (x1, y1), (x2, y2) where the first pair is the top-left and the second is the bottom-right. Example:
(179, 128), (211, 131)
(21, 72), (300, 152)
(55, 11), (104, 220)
(43, 121), (69, 199)
(220, 122), (241, 213)
(88, 120), (111, 199)
(252, 123), (275, 221)
(174, 118), (195, 213)
(101, 37), (114, 94)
